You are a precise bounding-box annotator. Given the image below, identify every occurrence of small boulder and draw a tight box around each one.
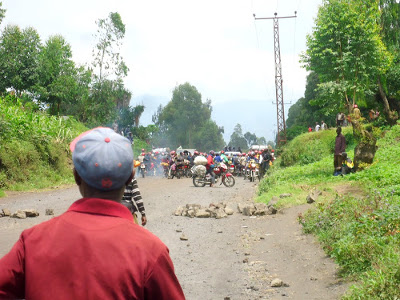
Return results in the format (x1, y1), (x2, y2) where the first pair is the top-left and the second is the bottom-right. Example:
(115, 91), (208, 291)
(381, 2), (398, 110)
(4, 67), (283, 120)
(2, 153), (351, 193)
(307, 189), (322, 204)
(12, 210), (27, 219)
(2, 208), (11, 217)
(206, 207), (217, 218)
(195, 209), (211, 218)
(45, 209), (55, 216)
(180, 234), (188, 241)
(224, 207), (234, 215)
(242, 204), (256, 216)
(186, 204), (202, 210)
(237, 203), (246, 213)
(187, 209), (195, 218)
(23, 209), (39, 217)
(268, 206), (278, 215)
(271, 278), (283, 287)
(254, 203), (268, 215)
(215, 208), (228, 219)
(174, 206), (184, 216)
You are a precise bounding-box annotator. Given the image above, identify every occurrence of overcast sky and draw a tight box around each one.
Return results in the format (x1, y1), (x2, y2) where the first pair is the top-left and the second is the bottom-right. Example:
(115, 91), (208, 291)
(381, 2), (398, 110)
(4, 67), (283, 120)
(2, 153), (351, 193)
(2, 0), (322, 143)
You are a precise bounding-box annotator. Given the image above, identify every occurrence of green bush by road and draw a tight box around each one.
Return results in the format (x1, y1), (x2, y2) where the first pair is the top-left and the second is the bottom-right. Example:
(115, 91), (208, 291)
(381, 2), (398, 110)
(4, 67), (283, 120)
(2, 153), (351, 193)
(0, 96), (87, 193)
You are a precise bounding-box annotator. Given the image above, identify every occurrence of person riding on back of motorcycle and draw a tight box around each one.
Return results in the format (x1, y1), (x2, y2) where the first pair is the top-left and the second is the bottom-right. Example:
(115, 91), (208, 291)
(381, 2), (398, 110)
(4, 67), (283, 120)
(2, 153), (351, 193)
(214, 153), (223, 164)
(220, 150), (229, 164)
(190, 150), (200, 166)
(206, 150), (216, 187)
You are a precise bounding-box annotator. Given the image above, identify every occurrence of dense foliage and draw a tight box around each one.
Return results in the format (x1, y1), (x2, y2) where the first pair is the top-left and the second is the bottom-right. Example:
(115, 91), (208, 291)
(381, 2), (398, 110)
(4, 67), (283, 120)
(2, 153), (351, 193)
(287, 0), (400, 138)
(0, 8), (145, 135)
(0, 96), (87, 192)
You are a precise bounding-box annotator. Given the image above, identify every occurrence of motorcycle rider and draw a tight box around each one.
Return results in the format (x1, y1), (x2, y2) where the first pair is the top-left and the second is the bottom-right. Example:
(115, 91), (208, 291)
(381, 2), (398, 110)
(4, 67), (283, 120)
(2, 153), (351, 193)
(220, 150), (229, 164)
(144, 152), (152, 174)
(244, 152), (258, 180)
(137, 151), (145, 174)
(206, 150), (216, 187)
(214, 152), (223, 164)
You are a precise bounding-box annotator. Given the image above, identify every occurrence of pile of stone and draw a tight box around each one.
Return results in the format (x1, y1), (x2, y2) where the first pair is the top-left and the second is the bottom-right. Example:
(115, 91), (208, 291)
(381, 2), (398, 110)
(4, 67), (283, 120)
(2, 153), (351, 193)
(174, 202), (234, 219)
(237, 197), (279, 216)
(0, 208), (40, 219)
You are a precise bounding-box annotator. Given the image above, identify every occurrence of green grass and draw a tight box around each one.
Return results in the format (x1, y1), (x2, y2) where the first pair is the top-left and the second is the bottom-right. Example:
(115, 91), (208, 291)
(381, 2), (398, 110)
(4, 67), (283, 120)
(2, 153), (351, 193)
(257, 123), (400, 299)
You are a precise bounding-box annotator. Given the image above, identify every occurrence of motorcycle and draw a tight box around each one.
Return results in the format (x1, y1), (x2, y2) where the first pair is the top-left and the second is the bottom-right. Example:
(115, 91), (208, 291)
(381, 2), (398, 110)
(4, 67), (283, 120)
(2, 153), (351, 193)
(139, 162), (146, 178)
(229, 163), (235, 175)
(148, 162), (156, 176)
(192, 162), (235, 187)
(246, 159), (260, 182)
(175, 163), (185, 179)
(161, 162), (169, 178)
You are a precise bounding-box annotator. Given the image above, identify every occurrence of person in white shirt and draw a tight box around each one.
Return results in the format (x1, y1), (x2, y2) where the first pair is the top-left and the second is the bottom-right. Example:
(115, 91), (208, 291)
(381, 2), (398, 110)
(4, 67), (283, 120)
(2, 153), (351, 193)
(315, 122), (321, 132)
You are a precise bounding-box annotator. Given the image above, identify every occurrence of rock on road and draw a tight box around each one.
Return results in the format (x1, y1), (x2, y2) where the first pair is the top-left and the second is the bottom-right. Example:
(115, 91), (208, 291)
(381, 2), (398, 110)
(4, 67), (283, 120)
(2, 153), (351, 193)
(0, 176), (348, 299)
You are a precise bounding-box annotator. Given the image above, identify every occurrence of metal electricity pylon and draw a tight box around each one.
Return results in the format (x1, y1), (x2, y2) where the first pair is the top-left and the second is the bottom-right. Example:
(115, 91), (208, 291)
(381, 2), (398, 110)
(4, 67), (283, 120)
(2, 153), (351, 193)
(254, 12), (297, 145)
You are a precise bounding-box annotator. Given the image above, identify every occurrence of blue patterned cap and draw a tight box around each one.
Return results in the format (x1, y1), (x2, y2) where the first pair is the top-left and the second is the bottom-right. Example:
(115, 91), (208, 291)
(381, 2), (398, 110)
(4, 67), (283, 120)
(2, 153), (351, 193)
(70, 127), (133, 191)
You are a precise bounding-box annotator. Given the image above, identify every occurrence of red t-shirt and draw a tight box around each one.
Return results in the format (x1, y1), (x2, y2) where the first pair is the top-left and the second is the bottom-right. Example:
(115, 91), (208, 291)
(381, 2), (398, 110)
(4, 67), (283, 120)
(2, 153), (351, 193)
(0, 198), (185, 300)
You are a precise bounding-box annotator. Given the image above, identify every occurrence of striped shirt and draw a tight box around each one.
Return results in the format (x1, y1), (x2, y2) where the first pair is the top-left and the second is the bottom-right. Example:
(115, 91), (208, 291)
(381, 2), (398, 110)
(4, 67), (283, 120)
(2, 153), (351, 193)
(122, 178), (145, 215)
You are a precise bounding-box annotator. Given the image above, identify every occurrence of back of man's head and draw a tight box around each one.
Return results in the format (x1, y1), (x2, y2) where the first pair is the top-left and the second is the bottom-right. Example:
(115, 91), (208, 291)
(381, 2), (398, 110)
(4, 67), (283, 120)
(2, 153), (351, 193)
(70, 127), (133, 191)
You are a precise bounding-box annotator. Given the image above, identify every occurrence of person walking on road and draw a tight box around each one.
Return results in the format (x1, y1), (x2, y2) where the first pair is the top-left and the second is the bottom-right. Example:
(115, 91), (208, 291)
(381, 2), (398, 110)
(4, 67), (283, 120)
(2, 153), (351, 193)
(0, 127), (185, 300)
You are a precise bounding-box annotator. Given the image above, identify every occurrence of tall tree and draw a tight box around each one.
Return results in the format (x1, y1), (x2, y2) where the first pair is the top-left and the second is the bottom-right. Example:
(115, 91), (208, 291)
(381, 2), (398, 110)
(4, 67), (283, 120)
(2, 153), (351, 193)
(156, 83), (212, 148)
(35, 35), (77, 114)
(301, 0), (392, 114)
(89, 12), (131, 126)
(228, 124), (248, 150)
(244, 132), (257, 148)
(0, 25), (41, 96)
(153, 83), (224, 150)
(92, 12), (127, 81)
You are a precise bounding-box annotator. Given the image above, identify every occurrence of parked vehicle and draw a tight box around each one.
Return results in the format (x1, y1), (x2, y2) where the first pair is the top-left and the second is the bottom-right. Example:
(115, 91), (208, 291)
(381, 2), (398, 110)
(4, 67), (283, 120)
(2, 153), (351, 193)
(192, 163), (235, 187)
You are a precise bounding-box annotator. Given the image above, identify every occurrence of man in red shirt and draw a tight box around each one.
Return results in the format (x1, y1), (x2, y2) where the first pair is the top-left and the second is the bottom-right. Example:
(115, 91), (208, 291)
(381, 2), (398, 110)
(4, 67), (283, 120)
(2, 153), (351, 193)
(0, 127), (185, 300)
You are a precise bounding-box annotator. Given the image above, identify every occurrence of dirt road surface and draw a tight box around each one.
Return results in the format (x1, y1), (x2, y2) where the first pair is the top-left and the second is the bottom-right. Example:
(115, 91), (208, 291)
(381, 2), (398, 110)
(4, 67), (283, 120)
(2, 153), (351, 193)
(0, 177), (348, 299)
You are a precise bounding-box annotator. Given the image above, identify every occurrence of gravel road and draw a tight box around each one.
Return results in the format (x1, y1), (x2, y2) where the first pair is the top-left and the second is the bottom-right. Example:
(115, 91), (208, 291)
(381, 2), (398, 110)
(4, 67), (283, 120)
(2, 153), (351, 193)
(0, 176), (349, 299)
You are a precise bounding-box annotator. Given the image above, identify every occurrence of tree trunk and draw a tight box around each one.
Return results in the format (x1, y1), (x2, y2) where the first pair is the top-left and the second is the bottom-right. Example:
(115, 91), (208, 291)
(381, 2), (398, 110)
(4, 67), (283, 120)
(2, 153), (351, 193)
(348, 117), (377, 170)
(377, 79), (398, 125)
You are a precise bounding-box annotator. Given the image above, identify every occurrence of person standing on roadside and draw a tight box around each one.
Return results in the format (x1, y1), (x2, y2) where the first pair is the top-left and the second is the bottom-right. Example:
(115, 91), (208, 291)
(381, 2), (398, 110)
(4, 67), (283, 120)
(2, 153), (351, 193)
(334, 126), (346, 176)
(0, 127), (185, 300)
(353, 104), (361, 119)
(336, 111), (345, 127)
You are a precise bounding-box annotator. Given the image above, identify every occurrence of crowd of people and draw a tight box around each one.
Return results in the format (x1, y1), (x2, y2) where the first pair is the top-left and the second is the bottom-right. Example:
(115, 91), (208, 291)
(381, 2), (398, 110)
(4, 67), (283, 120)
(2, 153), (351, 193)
(134, 147), (275, 184)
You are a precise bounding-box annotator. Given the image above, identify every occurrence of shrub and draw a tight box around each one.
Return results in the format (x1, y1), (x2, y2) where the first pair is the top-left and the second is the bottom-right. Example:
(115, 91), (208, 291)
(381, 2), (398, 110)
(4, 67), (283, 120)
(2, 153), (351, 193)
(280, 127), (355, 167)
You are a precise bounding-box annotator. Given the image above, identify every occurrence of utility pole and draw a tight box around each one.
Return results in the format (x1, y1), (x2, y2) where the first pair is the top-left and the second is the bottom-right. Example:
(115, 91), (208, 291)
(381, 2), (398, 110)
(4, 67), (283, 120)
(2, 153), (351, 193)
(254, 12), (297, 146)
